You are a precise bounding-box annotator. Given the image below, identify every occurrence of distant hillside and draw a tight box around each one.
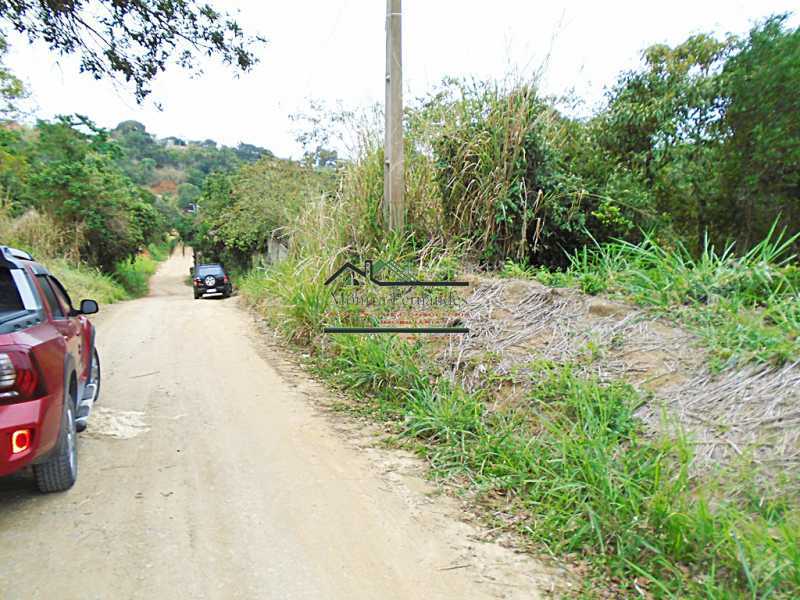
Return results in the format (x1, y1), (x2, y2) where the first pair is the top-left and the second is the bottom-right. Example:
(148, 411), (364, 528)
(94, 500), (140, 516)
(110, 120), (273, 210)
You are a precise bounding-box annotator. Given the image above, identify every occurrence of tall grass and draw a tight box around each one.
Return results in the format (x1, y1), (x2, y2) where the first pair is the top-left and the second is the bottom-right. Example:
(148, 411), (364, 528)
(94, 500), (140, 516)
(401, 360), (800, 597)
(0, 208), (85, 262)
(112, 241), (171, 297)
(48, 259), (129, 304)
(421, 79), (553, 262)
(567, 225), (799, 307)
(559, 224), (800, 368)
(239, 257), (335, 345)
(230, 72), (800, 597)
(0, 208), (174, 302)
(0, 209), (129, 302)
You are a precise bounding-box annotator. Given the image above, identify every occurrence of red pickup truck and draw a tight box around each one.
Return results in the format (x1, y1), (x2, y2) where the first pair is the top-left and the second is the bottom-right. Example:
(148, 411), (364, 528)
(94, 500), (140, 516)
(0, 246), (101, 492)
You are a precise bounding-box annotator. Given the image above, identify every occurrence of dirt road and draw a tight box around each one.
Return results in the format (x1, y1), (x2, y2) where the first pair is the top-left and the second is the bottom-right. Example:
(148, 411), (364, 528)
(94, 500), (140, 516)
(0, 252), (554, 599)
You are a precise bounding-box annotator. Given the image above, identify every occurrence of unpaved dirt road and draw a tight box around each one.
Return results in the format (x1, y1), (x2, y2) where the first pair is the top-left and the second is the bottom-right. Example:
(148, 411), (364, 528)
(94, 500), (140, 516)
(0, 252), (555, 599)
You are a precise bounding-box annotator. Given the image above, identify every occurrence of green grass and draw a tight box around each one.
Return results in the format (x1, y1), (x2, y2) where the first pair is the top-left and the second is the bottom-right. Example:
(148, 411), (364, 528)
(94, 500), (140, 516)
(48, 259), (130, 305)
(112, 241), (172, 297)
(50, 240), (173, 304)
(503, 224), (800, 369)
(239, 259), (334, 345)
(145, 241), (170, 262)
(240, 256), (800, 598)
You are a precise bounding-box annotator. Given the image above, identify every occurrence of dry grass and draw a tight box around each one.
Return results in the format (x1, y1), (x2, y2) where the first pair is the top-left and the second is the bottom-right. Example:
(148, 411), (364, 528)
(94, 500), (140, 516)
(0, 208), (85, 261)
(442, 276), (800, 485)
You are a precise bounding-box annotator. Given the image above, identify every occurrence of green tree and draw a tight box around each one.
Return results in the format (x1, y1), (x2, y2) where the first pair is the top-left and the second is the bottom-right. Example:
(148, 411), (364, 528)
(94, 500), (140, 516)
(598, 33), (730, 248)
(0, 35), (26, 118)
(25, 117), (169, 269)
(234, 142), (272, 162)
(303, 146), (338, 169)
(0, 0), (265, 101)
(193, 158), (335, 267)
(716, 14), (800, 247)
(0, 127), (29, 207)
(177, 182), (201, 209)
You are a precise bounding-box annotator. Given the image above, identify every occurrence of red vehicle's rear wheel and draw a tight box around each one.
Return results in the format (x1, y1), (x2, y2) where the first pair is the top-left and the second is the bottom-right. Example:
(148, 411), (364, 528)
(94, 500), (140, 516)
(34, 395), (78, 493)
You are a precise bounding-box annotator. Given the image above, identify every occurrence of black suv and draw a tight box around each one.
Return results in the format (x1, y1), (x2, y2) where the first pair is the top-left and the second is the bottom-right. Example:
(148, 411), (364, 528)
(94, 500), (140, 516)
(192, 263), (232, 299)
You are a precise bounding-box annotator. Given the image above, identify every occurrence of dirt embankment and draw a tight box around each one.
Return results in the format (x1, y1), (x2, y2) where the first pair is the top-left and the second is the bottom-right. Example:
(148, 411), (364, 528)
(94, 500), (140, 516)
(442, 276), (800, 477)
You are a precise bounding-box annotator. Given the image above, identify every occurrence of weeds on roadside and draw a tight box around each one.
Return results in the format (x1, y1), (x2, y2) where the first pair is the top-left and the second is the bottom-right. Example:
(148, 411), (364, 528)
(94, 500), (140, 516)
(242, 262), (800, 597)
(506, 224), (800, 368)
(112, 241), (172, 297)
(49, 259), (129, 304)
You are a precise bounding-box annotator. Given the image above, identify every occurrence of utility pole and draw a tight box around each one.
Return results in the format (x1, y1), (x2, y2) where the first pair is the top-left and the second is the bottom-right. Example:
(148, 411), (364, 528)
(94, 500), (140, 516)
(384, 0), (404, 232)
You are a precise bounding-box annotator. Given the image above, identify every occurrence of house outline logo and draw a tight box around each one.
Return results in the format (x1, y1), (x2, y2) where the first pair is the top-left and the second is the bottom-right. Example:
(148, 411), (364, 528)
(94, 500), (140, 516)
(323, 259), (469, 334)
(324, 259), (469, 288)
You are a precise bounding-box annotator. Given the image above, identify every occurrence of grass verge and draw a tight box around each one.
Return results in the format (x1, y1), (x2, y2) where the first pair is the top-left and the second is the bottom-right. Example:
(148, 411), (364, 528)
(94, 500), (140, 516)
(240, 259), (800, 598)
(50, 240), (173, 303)
(112, 241), (172, 297)
(501, 225), (800, 370)
(48, 259), (130, 305)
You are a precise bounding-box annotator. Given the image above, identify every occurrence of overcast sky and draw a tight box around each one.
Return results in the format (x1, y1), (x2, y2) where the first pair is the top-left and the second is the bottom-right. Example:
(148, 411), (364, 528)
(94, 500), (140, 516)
(5, 1), (797, 159)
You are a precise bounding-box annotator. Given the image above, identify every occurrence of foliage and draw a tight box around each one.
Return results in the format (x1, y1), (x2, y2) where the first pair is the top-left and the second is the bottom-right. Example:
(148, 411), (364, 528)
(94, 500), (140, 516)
(271, 16), (798, 273)
(401, 361), (799, 598)
(716, 15), (800, 247)
(0, 208), (83, 261)
(0, 115), (176, 271)
(594, 14), (799, 254)
(0, 35), (26, 117)
(193, 156), (337, 268)
(0, 207), (169, 303)
(48, 259), (129, 305)
(0, 0), (264, 102)
(233, 142), (273, 163)
(24, 117), (169, 269)
(176, 182), (201, 209)
(562, 225), (800, 368)
(241, 258), (800, 598)
(330, 15), (796, 269)
(112, 242), (168, 297)
(216, 13), (800, 598)
(109, 119), (268, 190)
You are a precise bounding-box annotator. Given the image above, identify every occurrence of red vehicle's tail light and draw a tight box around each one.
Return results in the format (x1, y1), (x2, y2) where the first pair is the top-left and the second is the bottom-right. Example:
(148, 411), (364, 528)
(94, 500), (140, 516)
(0, 350), (42, 402)
(193, 277), (201, 286)
(11, 428), (31, 453)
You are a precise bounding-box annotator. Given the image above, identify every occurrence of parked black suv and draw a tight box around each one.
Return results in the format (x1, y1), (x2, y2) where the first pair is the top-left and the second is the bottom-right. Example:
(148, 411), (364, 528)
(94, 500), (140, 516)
(192, 263), (232, 299)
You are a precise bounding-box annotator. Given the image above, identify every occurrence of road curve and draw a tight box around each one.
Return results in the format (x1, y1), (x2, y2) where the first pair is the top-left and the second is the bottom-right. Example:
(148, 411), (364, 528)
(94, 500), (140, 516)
(0, 251), (553, 599)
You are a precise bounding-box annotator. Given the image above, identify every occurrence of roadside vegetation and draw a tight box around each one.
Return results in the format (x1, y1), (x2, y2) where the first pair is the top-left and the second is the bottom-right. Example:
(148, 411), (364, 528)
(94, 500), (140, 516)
(0, 206), (174, 301)
(501, 225), (800, 370)
(0, 111), (177, 300)
(239, 258), (800, 597)
(0, 17), (269, 303)
(194, 13), (799, 598)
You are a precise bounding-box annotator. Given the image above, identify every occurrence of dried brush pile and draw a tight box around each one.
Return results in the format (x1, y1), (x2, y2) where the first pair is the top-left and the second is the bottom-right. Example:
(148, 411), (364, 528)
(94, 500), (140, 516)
(441, 276), (800, 481)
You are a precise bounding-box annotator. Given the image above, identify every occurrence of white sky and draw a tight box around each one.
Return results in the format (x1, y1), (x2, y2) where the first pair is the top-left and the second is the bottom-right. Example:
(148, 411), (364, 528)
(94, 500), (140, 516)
(5, 1), (798, 159)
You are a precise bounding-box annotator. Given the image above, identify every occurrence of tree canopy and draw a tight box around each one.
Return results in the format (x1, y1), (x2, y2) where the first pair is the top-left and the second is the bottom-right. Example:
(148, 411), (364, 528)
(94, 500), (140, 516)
(0, 0), (265, 101)
(0, 34), (26, 117)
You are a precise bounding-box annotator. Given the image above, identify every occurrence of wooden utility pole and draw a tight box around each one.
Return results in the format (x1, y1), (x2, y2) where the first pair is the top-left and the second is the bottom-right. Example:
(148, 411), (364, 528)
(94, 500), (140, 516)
(384, 0), (404, 232)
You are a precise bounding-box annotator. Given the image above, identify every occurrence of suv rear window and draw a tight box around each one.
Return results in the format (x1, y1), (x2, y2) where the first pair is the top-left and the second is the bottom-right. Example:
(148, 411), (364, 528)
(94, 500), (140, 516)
(197, 265), (224, 277)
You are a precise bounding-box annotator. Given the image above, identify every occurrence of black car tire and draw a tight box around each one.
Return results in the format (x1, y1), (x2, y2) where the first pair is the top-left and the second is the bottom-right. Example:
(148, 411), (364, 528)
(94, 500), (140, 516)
(194, 292), (200, 299)
(34, 395), (78, 493)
